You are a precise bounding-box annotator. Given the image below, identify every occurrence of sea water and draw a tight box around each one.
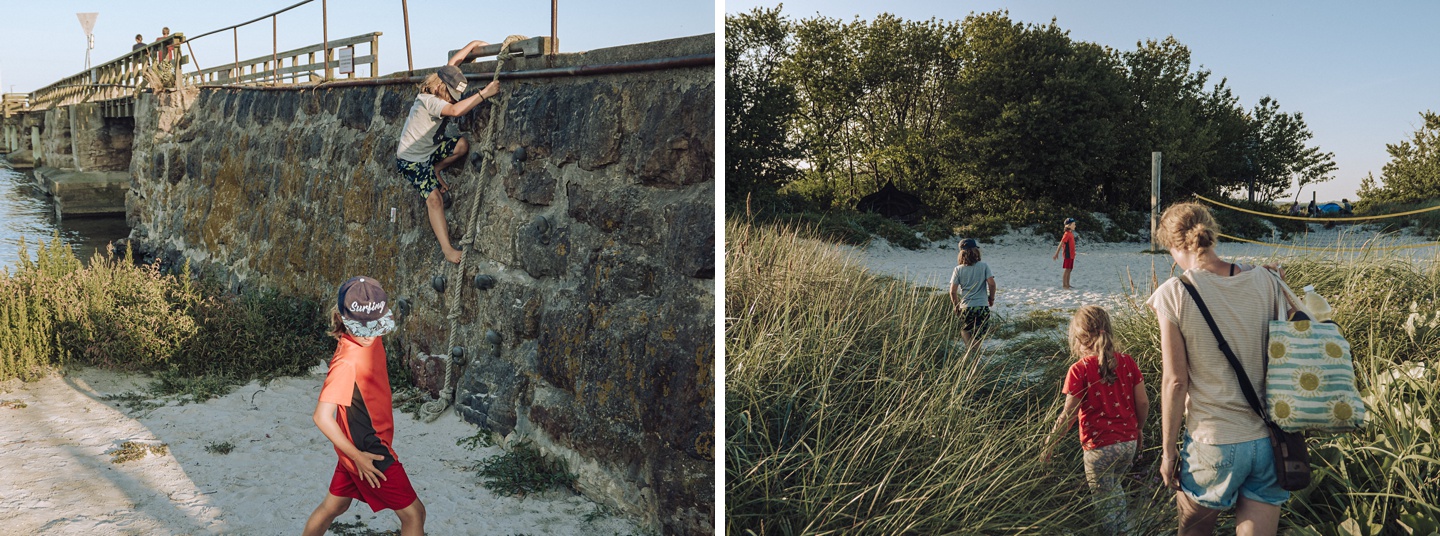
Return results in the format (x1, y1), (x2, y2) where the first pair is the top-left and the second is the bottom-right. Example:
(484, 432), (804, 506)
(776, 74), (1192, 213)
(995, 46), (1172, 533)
(0, 156), (130, 270)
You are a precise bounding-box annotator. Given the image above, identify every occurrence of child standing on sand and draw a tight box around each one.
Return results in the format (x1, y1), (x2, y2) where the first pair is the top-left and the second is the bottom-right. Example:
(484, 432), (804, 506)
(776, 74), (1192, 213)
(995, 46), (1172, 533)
(949, 238), (996, 347)
(1052, 217), (1078, 289)
(303, 277), (426, 536)
(1044, 305), (1149, 534)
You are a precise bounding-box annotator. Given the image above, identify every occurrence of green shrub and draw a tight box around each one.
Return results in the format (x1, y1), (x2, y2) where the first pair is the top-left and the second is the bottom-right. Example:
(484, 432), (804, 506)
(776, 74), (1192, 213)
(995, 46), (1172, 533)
(0, 235), (330, 402)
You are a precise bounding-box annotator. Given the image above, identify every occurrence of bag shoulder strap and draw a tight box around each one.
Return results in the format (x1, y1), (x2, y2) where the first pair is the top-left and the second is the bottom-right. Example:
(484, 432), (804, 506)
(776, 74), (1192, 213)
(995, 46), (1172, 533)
(1178, 277), (1271, 423)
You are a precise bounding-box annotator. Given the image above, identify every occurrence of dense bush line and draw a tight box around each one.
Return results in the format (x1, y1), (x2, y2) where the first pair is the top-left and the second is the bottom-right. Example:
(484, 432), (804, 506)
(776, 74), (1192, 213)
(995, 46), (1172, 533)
(0, 236), (331, 399)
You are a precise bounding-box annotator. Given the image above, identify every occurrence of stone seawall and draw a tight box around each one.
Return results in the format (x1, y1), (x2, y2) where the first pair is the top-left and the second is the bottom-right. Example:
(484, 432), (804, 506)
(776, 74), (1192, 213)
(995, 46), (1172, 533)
(126, 35), (714, 533)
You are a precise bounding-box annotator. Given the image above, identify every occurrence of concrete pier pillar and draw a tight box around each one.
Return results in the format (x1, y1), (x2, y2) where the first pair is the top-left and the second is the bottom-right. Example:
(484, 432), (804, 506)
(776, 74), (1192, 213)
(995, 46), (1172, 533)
(30, 126), (41, 166)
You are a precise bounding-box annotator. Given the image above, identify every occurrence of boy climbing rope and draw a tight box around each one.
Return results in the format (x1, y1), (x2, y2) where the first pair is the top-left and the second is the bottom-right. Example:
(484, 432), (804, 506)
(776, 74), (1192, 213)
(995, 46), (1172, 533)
(396, 39), (502, 264)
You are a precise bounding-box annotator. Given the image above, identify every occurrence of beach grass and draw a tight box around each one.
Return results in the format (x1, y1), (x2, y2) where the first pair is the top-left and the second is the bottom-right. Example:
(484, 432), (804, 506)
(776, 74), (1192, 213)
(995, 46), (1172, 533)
(726, 218), (1439, 534)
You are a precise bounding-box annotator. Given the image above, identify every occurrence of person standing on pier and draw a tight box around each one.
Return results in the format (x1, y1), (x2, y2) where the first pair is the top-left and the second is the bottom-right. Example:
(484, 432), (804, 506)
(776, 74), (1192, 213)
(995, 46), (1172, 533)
(132, 34), (146, 51)
(395, 39), (502, 264)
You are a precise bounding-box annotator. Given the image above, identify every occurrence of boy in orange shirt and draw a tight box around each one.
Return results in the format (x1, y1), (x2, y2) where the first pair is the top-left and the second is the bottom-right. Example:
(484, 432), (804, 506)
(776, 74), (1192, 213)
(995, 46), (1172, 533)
(302, 277), (425, 536)
(1052, 217), (1078, 290)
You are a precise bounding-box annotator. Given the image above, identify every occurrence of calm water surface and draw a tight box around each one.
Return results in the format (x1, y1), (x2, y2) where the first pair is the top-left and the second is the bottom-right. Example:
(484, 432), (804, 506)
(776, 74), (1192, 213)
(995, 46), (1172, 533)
(0, 156), (131, 270)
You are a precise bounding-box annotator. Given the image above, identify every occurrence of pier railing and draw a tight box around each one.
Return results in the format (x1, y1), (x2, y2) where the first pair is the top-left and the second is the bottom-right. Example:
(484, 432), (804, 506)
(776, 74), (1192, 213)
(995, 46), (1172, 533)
(27, 33), (187, 111)
(189, 32), (380, 85)
(1, 94), (28, 118)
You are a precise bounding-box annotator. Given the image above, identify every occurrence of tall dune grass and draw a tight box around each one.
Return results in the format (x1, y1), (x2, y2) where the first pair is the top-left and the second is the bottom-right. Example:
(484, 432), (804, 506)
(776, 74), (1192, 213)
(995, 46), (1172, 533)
(727, 220), (1439, 534)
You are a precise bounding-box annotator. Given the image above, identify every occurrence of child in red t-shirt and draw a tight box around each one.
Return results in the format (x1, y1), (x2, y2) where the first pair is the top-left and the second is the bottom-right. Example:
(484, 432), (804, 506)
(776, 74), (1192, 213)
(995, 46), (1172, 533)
(1044, 305), (1149, 534)
(1052, 218), (1078, 289)
(302, 277), (426, 536)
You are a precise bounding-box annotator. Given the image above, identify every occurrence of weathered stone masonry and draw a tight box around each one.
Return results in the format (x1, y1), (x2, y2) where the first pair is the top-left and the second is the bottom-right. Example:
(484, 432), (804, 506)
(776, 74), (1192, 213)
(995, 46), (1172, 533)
(125, 35), (714, 534)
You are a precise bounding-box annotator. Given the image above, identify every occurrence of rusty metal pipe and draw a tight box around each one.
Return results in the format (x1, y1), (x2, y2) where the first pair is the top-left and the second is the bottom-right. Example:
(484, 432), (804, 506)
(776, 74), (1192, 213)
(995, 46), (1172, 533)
(322, 0), (330, 80)
(273, 15), (279, 84)
(196, 53), (712, 91)
(401, 0), (414, 75)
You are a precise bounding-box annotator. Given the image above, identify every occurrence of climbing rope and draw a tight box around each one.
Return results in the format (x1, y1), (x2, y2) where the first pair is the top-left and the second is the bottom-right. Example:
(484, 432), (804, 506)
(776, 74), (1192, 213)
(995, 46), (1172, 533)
(1196, 194), (1440, 222)
(492, 35), (529, 84)
(417, 81), (508, 423)
(1219, 232), (1440, 252)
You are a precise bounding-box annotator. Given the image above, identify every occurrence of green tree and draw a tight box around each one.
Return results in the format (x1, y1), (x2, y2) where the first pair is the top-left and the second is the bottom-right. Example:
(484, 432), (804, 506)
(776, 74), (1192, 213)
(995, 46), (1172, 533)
(944, 11), (1129, 217)
(1247, 96), (1337, 203)
(725, 6), (801, 202)
(1358, 111), (1440, 204)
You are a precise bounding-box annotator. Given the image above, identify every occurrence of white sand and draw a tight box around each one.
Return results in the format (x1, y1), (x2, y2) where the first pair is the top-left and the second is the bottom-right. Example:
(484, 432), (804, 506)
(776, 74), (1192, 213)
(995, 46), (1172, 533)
(0, 367), (640, 535)
(844, 224), (1439, 318)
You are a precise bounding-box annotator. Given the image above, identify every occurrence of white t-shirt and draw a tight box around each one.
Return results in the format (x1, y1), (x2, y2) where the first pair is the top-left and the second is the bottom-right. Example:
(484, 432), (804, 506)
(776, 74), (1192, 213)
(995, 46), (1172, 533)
(396, 94), (449, 163)
(1146, 266), (1282, 445)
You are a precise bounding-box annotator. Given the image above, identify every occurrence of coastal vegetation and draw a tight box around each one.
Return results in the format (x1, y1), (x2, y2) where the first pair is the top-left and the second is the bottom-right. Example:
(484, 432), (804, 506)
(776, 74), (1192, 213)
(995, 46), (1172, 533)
(727, 7), (1338, 241)
(725, 219), (1439, 534)
(0, 235), (331, 400)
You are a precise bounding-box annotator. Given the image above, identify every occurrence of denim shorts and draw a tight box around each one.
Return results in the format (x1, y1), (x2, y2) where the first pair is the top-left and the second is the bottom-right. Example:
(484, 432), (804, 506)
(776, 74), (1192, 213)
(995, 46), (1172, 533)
(1179, 433), (1290, 509)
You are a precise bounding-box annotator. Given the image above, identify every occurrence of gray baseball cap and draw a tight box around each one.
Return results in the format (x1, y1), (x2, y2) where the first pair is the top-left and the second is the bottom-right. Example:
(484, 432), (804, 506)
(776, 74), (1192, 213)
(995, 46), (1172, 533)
(437, 65), (468, 101)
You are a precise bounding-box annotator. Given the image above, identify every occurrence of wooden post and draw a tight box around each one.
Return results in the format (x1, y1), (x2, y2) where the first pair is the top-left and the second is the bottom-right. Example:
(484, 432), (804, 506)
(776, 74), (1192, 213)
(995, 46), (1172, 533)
(1151, 151), (1162, 252)
(371, 35), (380, 77)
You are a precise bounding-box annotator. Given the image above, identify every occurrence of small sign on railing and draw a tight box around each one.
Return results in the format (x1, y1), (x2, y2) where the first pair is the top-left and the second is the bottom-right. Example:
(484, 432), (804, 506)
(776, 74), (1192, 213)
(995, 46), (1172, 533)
(338, 46), (355, 75)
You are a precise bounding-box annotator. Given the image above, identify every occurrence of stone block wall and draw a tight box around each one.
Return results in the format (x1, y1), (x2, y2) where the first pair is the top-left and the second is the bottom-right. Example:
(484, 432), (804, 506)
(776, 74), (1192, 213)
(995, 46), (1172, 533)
(126, 35), (714, 534)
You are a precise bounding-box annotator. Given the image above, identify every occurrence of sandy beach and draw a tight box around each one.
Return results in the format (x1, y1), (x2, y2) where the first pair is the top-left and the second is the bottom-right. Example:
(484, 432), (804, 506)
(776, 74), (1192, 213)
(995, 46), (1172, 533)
(843, 224), (1439, 317)
(0, 366), (640, 535)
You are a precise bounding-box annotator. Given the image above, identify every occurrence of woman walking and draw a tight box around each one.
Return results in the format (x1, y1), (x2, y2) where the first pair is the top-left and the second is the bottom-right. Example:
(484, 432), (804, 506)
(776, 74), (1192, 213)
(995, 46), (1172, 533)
(1145, 202), (1290, 535)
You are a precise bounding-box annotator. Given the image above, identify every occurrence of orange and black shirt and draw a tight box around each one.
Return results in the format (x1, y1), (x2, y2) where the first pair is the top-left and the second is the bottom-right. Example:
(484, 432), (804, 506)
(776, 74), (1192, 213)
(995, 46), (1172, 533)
(320, 334), (397, 474)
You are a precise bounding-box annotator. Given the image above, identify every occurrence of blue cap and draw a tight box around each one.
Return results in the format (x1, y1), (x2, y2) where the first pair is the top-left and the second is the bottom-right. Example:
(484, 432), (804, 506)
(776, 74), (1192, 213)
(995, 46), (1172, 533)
(1064, 218), (1076, 225)
(959, 238), (978, 249)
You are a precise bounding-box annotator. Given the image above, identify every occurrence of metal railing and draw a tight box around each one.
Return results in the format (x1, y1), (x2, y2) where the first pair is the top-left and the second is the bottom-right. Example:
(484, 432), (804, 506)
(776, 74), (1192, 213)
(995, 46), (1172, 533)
(188, 32), (380, 85)
(27, 33), (187, 111)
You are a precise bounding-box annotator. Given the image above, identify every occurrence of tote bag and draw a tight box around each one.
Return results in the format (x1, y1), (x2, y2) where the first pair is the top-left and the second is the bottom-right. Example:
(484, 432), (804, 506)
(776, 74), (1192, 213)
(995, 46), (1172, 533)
(1265, 271), (1366, 433)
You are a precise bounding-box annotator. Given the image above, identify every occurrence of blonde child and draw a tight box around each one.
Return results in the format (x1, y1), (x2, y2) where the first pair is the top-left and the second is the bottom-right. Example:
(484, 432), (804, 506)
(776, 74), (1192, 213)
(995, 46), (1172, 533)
(1045, 305), (1149, 534)
(1052, 218), (1078, 289)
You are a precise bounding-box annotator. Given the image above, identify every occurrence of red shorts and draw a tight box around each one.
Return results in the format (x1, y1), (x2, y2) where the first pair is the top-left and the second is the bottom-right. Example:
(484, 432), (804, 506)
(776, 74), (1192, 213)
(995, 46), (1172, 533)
(329, 460), (418, 512)
(1063, 257), (1075, 270)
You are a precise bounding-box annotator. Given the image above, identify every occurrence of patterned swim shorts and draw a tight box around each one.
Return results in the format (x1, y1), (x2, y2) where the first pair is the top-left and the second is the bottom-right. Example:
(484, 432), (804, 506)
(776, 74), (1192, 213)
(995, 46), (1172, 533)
(959, 306), (991, 332)
(395, 136), (460, 198)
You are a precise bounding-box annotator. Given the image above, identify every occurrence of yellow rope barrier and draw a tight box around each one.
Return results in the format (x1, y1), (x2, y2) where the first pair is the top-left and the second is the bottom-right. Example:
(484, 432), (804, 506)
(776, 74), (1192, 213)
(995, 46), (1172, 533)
(1219, 232), (1440, 252)
(1196, 194), (1440, 222)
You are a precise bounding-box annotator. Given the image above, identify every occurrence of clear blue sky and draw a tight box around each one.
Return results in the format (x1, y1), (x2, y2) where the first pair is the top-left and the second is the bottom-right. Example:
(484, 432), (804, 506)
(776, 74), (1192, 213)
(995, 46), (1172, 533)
(725, 0), (1440, 203)
(0, 1), (714, 92)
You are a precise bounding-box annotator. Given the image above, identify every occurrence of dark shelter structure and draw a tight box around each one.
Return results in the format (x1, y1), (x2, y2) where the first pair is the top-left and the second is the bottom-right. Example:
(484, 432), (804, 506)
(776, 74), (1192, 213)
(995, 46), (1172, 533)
(856, 180), (925, 224)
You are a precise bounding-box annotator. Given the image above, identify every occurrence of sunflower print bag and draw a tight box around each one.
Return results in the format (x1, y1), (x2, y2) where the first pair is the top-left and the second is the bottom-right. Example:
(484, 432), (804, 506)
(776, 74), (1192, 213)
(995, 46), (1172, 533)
(1266, 272), (1366, 433)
